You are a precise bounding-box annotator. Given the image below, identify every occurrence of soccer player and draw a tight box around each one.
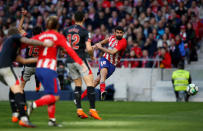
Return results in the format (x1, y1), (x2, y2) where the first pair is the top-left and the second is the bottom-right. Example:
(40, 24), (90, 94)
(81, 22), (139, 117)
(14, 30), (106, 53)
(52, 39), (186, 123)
(10, 10), (42, 123)
(63, 11), (101, 120)
(0, 27), (53, 128)
(27, 16), (88, 127)
(81, 26), (127, 100)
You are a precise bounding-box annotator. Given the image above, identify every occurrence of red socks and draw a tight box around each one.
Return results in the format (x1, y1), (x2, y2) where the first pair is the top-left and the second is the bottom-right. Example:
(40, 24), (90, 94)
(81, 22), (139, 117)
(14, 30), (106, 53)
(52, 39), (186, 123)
(48, 103), (55, 119)
(81, 83), (106, 99)
(100, 83), (106, 93)
(81, 89), (87, 100)
(35, 95), (56, 107)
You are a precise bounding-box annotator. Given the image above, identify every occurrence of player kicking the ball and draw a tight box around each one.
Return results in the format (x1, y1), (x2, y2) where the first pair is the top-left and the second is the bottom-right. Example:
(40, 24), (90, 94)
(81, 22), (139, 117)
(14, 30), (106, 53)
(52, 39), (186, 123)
(27, 16), (88, 127)
(63, 11), (101, 120)
(81, 26), (127, 100)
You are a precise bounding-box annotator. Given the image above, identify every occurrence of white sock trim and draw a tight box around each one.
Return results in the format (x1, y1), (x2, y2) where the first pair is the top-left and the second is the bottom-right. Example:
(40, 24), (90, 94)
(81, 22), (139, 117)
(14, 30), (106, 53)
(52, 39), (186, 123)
(33, 102), (37, 108)
(49, 118), (56, 121)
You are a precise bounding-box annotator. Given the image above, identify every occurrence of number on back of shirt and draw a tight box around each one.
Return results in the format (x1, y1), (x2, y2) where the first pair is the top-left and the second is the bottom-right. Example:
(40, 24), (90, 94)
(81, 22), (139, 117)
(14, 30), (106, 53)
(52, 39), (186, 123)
(67, 34), (80, 50)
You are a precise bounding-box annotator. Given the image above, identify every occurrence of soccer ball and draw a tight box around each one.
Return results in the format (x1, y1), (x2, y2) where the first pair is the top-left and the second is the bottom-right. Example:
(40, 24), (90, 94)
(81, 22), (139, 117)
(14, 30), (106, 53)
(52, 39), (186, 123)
(186, 84), (198, 95)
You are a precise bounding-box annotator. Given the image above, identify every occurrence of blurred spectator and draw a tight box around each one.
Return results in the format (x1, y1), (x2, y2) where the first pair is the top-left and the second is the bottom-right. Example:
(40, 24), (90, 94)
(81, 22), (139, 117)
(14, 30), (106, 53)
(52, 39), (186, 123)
(157, 33), (171, 48)
(159, 47), (172, 68)
(175, 1), (187, 16)
(143, 37), (157, 58)
(141, 49), (151, 68)
(169, 39), (182, 68)
(57, 61), (69, 90)
(130, 41), (142, 68)
(186, 22), (198, 62)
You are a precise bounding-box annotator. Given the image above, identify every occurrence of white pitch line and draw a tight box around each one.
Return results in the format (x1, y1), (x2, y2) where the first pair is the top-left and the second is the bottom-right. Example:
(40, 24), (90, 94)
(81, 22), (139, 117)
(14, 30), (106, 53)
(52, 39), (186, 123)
(61, 121), (138, 126)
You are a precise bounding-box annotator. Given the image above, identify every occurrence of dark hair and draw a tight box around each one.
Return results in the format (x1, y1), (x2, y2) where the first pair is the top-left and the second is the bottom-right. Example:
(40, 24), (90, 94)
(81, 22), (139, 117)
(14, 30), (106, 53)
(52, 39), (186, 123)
(115, 26), (124, 32)
(74, 11), (85, 22)
(177, 62), (184, 69)
(8, 27), (19, 36)
(32, 26), (43, 35)
(46, 16), (58, 30)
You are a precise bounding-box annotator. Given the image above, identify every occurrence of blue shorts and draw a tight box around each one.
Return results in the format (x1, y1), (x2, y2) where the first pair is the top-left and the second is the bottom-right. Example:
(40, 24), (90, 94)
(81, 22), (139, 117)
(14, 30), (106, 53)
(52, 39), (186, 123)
(36, 68), (60, 96)
(97, 57), (116, 79)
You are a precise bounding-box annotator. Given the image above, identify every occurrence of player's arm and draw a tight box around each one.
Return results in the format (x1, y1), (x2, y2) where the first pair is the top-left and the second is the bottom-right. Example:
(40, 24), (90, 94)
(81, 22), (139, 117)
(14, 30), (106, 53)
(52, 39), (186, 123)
(86, 40), (93, 57)
(97, 38), (109, 45)
(15, 55), (38, 64)
(97, 45), (118, 55)
(18, 9), (27, 35)
(97, 39), (126, 55)
(20, 37), (53, 47)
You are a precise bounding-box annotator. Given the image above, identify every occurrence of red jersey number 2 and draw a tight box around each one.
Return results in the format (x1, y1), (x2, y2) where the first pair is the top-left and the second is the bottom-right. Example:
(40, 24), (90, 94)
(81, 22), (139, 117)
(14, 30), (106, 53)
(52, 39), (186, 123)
(67, 34), (80, 50)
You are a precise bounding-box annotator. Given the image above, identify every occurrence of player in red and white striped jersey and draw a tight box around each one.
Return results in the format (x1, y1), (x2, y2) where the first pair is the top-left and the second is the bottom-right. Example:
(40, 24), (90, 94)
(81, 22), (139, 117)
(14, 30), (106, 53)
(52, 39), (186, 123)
(27, 16), (87, 127)
(81, 26), (127, 100)
(103, 35), (126, 66)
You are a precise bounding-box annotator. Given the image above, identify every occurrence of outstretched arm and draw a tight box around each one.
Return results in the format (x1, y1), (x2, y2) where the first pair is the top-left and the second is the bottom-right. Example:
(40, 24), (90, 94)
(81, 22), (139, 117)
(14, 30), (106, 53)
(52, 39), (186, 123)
(97, 38), (109, 45)
(97, 45), (118, 55)
(20, 37), (54, 47)
(16, 55), (37, 64)
(18, 9), (27, 35)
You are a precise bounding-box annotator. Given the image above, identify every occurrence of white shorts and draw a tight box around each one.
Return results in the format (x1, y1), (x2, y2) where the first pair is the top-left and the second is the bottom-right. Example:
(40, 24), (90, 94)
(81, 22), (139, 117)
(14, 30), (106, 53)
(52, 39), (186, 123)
(67, 61), (91, 80)
(0, 67), (18, 87)
(21, 66), (36, 82)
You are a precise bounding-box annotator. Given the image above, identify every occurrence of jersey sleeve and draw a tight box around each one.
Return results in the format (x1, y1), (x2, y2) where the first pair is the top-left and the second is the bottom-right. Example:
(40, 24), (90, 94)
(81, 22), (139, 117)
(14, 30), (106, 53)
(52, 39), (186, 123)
(58, 34), (83, 65)
(84, 31), (91, 42)
(13, 34), (23, 47)
(108, 35), (115, 42)
(114, 39), (127, 51)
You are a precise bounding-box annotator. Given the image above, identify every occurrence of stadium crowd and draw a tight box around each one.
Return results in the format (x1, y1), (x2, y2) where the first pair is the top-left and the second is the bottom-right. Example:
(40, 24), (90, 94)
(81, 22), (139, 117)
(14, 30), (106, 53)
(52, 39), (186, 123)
(0, 0), (203, 68)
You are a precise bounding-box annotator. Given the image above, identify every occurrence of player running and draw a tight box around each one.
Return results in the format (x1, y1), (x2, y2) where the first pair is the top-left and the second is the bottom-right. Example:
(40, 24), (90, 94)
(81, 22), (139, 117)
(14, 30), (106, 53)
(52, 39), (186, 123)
(0, 27), (53, 128)
(10, 10), (42, 123)
(27, 16), (88, 127)
(63, 11), (101, 120)
(81, 26), (127, 100)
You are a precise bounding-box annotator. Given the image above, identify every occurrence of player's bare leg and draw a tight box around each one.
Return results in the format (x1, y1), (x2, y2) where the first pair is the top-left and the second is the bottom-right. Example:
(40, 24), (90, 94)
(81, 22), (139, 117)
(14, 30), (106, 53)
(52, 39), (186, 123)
(73, 78), (88, 119)
(10, 79), (27, 123)
(83, 74), (102, 120)
(10, 85), (35, 128)
(81, 75), (100, 99)
(99, 68), (108, 100)
(27, 95), (61, 127)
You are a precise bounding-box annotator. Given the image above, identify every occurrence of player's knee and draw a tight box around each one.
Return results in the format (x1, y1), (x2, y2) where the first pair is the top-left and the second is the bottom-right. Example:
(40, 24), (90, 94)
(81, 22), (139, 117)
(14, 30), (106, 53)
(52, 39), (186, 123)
(10, 85), (23, 94)
(54, 96), (60, 101)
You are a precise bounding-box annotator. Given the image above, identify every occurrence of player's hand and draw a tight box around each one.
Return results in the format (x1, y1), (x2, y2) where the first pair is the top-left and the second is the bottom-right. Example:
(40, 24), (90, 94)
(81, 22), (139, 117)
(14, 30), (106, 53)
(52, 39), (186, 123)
(92, 45), (97, 50)
(90, 56), (96, 61)
(43, 39), (54, 47)
(21, 9), (27, 16)
(96, 42), (101, 47)
(81, 63), (88, 73)
(96, 43), (102, 49)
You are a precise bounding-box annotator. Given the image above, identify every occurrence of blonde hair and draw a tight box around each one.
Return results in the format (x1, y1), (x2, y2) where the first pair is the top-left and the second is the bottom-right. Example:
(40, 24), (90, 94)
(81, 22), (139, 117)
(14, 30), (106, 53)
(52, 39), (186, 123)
(46, 16), (58, 30)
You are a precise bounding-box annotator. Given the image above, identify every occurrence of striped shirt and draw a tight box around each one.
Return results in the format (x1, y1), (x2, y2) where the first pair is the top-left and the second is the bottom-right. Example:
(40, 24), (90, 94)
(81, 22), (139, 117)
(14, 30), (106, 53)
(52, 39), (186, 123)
(103, 35), (127, 66)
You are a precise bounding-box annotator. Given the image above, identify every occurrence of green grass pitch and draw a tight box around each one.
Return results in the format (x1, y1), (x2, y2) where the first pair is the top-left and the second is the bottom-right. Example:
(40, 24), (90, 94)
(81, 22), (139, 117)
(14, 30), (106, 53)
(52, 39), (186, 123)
(0, 101), (203, 131)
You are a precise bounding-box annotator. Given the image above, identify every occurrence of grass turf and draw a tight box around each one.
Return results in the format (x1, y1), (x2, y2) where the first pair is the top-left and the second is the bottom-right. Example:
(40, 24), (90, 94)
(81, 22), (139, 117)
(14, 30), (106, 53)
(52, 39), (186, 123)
(0, 101), (203, 131)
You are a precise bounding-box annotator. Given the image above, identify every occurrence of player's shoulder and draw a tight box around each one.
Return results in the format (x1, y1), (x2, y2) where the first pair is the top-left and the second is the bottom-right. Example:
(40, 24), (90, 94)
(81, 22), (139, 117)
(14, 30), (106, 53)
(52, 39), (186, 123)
(119, 38), (127, 48)
(11, 34), (22, 39)
(108, 35), (116, 41)
(121, 38), (127, 43)
(10, 34), (22, 42)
